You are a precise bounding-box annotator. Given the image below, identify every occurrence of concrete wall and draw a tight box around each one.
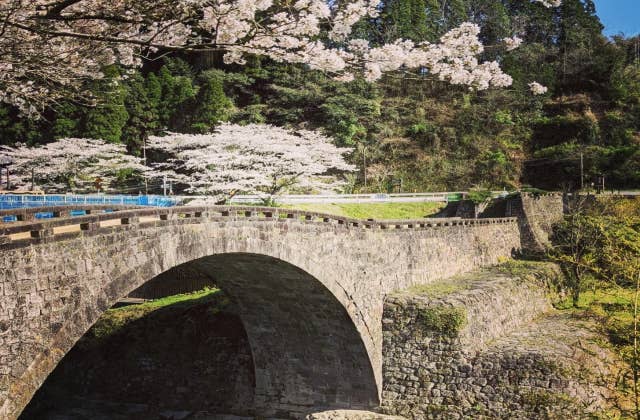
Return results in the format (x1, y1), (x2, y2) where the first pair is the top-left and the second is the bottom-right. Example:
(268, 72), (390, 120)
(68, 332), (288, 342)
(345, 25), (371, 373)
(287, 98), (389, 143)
(0, 209), (521, 419)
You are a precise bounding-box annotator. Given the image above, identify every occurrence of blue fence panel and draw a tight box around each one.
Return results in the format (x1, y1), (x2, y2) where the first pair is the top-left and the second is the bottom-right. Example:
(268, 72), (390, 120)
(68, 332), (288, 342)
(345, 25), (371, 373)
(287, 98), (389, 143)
(0, 194), (182, 210)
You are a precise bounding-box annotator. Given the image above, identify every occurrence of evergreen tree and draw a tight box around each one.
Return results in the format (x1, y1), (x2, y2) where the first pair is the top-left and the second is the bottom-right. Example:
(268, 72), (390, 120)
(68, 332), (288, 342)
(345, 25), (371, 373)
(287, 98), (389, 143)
(145, 73), (162, 116)
(84, 66), (129, 143)
(189, 70), (233, 133)
(557, 0), (606, 92)
(157, 65), (197, 130)
(50, 102), (82, 139)
(382, 0), (429, 42)
(122, 73), (160, 153)
(0, 104), (43, 145)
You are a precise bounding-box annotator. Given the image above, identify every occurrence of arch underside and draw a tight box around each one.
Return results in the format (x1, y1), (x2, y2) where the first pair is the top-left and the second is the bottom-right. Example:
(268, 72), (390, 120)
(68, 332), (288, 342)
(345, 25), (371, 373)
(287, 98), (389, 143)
(186, 253), (379, 417)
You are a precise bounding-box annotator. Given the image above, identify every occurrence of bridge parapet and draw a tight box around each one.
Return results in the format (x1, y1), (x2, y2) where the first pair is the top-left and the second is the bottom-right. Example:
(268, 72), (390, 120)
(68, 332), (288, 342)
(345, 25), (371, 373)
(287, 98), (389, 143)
(0, 205), (518, 248)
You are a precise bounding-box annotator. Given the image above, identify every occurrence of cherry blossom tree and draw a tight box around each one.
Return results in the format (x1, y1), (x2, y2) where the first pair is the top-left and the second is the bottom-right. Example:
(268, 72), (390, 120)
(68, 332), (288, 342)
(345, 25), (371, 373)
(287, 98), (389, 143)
(1, 0), (561, 115)
(146, 123), (357, 197)
(0, 138), (147, 192)
(0, 124), (354, 196)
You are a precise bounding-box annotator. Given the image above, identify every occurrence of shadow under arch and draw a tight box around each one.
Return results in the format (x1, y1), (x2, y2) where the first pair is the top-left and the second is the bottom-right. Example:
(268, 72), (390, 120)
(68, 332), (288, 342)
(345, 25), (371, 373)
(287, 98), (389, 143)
(181, 253), (380, 417)
(20, 252), (380, 419)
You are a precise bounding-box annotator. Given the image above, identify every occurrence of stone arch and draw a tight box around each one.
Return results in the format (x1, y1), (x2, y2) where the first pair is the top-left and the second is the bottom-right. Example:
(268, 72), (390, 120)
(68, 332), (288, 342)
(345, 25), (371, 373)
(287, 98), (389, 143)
(6, 223), (382, 418)
(1, 214), (523, 419)
(148, 253), (380, 417)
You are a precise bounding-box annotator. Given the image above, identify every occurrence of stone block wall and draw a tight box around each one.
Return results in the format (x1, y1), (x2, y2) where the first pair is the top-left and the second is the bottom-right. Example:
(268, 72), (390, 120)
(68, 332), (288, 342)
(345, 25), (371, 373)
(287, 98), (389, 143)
(380, 263), (617, 418)
(506, 193), (565, 252)
(20, 295), (256, 418)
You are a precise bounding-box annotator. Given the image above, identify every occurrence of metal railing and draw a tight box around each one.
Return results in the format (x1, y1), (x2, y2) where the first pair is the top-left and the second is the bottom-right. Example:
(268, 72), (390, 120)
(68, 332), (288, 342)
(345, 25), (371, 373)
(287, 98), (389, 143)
(227, 192), (467, 204)
(0, 194), (183, 210)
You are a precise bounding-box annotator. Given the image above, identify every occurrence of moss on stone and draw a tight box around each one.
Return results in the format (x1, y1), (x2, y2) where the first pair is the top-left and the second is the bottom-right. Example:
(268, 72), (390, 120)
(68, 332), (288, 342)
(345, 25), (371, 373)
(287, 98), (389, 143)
(417, 306), (467, 337)
(520, 389), (577, 410)
(495, 259), (565, 303)
(408, 281), (467, 298)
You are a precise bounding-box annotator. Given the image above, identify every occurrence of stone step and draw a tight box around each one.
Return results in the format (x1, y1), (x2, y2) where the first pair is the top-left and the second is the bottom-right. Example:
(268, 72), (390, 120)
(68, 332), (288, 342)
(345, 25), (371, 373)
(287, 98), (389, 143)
(384, 261), (560, 354)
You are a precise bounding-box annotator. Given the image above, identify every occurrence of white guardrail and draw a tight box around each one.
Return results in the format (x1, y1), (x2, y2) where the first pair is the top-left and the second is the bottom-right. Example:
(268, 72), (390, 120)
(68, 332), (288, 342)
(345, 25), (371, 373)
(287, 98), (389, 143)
(227, 192), (467, 204)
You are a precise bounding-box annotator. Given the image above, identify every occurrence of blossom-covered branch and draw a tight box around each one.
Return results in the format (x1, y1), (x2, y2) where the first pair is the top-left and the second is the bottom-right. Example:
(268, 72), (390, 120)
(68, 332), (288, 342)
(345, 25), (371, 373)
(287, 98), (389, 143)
(1, 0), (561, 114)
(146, 123), (356, 196)
(0, 138), (147, 192)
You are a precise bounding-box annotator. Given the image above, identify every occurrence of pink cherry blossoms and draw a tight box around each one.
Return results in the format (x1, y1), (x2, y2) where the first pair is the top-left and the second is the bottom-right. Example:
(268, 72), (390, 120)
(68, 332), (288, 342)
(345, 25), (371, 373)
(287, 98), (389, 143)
(528, 81), (549, 95)
(146, 123), (357, 196)
(0, 124), (356, 195)
(0, 0), (561, 115)
(0, 138), (147, 192)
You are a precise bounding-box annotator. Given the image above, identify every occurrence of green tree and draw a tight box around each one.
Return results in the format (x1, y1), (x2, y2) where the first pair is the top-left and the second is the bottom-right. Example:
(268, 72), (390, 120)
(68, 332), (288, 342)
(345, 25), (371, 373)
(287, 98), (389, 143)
(189, 70), (233, 133)
(122, 72), (160, 153)
(549, 211), (606, 305)
(382, 0), (429, 42)
(157, 65), (197, 130)
(50, 102), (82, 139)
(0, 104), (43, 145)
(145, 73), (162, 116)
(84, 66), (129, 143)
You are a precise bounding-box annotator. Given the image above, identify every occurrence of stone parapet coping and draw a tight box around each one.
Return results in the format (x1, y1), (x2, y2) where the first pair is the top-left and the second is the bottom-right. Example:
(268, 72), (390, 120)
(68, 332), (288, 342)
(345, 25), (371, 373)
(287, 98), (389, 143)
(0, 205), (518, 248)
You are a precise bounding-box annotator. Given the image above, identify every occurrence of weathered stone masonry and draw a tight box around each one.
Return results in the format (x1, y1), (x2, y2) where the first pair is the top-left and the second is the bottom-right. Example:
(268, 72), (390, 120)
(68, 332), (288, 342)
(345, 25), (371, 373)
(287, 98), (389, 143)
(0, 206), (522, 419)
(380, 263), (618, 419)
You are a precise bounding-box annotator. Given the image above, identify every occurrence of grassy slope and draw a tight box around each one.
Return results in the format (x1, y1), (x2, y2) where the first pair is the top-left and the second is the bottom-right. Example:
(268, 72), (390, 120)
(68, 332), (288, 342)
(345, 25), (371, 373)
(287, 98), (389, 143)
(89, 288), (222, 343)
(281, 201), (444, 219)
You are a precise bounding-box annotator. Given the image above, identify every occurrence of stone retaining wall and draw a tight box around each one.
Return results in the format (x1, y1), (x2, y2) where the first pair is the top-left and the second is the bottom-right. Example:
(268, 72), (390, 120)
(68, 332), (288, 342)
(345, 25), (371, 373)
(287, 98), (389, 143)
(380, 263), (617, 419)
(506, 194), (565, 252)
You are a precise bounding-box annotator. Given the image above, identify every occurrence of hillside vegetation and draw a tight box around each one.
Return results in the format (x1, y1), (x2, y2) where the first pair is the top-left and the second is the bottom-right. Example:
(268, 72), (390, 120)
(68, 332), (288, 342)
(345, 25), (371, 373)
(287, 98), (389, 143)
(1, 0), (638, 193)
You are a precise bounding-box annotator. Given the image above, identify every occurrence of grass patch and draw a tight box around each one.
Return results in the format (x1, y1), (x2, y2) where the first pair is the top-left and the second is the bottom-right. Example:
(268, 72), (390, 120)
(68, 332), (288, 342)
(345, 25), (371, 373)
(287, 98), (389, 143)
(557, 286), (634, 347)
(87, 288), (223, 344)
(555, 283), (637, 415)
(280, 201), (444, 219)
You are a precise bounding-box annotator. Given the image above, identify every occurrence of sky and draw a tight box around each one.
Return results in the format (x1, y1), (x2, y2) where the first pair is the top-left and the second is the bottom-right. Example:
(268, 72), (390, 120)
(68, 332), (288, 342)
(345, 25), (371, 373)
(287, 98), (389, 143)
(593, 0), (640, 37)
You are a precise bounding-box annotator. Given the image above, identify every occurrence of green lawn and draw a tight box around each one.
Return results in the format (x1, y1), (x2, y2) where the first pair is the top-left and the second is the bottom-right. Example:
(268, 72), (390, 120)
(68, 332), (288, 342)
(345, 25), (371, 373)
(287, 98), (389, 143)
(281, 201), (445, 219)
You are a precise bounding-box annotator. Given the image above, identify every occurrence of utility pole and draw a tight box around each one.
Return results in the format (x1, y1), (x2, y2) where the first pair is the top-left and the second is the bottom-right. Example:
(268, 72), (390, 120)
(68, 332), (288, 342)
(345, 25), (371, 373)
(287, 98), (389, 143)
(143, 136), (148, 195)
(363, 146), (367, 188)
(580, 152), (584, 190)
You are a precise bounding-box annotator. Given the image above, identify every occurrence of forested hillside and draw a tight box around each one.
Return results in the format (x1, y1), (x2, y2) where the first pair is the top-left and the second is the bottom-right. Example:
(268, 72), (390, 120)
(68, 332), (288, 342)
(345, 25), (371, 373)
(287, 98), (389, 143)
(1, 0), (638, 193)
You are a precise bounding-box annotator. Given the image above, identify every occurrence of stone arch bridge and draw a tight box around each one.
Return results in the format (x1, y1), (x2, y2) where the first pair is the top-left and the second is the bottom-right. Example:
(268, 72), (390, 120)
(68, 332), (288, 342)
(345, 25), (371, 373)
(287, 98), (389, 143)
(0, 201), (551, 418)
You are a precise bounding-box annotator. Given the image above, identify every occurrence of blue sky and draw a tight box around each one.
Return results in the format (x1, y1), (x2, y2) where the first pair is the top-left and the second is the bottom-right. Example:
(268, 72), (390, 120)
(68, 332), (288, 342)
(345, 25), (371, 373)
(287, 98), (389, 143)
(593, 0), (640, 36)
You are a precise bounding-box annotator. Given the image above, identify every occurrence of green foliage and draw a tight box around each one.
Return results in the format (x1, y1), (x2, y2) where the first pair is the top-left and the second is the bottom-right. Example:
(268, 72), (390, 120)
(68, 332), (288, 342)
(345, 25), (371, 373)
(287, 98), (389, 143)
(122, 72), (159, 153)
(189, 70), (233, 133)
(84, 66), (129, 144)
(417, 306), (467, 337)
(157, 62), (197, 129)
(1, 1), (639, 195)
(466, 189), (493, 204)
(50, 102), (82, 139)
(0, 104), (43, 145)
